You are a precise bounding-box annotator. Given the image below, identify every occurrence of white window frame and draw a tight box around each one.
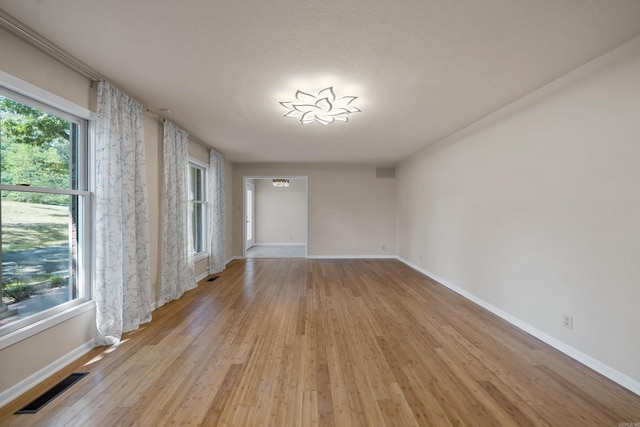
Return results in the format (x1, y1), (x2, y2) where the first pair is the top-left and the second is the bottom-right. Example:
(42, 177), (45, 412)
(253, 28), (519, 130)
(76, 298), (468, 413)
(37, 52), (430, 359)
(188, 157), (208, 262)
(0, 72), (94, 350)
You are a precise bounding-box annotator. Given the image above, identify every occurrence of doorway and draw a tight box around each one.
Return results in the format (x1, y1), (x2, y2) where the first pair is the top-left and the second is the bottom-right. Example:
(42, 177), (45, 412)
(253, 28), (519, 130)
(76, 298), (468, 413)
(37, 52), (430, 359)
(244, 181), (255, 253)
(243, 176), (309, 258)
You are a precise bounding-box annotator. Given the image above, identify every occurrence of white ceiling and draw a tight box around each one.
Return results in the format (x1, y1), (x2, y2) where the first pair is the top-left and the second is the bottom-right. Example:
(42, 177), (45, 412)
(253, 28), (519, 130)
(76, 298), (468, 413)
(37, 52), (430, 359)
(2, 0), (640, 164)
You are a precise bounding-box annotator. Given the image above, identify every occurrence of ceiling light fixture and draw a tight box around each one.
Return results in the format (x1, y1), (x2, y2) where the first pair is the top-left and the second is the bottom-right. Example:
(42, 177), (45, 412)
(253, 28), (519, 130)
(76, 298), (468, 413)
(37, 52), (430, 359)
(272, 178), (290, 187)
(280, 87), (361, 126)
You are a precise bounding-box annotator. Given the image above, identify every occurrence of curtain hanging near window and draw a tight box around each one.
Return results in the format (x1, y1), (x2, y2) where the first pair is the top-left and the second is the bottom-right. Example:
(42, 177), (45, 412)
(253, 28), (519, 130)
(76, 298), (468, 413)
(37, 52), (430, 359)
(208, 149), (226, 274)
(95, 81), (152, 346)
(159, 121), (196, 305)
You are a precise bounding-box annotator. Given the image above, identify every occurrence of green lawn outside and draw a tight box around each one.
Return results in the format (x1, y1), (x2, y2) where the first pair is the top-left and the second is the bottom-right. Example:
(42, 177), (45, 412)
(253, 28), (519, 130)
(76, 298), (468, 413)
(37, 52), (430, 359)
(1, 199), (69, 253)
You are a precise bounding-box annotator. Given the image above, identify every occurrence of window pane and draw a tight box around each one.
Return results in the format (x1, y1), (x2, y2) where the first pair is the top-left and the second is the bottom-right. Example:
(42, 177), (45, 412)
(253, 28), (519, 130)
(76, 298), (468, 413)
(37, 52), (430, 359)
(189, 166), (196, 201)
(1, 192), (79, 327)
(192, 202), (204, 253)
(196, 169), (203, 201)
(189, 166), (203, 202)
(0, 95), (78, 190)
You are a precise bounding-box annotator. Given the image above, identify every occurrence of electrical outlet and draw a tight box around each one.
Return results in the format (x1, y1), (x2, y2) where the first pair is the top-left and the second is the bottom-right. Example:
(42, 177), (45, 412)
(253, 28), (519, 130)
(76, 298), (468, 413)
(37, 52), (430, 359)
(562, 315), (573, 330)
(419, 255), (423, 261)
(382, 244), (386, 251)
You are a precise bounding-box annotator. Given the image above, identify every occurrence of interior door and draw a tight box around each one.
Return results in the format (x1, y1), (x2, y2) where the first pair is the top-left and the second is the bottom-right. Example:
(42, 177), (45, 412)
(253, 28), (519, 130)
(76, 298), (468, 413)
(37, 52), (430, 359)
(245, 181), (255, 253)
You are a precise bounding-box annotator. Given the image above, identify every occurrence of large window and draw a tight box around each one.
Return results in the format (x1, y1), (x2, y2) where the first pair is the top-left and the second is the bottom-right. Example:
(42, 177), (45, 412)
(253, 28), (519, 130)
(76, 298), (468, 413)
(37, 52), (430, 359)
(188, 161), (207, 258)
(0, 89), (90, 335)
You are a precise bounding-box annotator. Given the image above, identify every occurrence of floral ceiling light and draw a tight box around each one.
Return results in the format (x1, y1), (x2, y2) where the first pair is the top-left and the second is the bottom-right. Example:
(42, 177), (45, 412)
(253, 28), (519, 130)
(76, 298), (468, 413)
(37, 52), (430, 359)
(280, 87), (361, 125)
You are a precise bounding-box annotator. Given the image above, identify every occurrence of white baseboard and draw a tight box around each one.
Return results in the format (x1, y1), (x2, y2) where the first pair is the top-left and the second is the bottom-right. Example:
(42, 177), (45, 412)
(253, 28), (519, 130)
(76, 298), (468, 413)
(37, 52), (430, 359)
(0, 339), (96, 409)
(225, 256), (243, 265)
(253, 243), (306, 247)
(195, 271), (209, 283)
(306, 255), (396, 259)
(396, 256), (640, 396)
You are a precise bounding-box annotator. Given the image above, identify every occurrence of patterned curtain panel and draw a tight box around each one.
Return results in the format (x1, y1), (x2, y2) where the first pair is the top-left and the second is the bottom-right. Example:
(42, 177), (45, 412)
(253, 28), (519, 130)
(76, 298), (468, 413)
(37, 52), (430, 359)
(159, 121), (196, 305)
(95, 81), (152, 346)
(208, 149), (226, 274)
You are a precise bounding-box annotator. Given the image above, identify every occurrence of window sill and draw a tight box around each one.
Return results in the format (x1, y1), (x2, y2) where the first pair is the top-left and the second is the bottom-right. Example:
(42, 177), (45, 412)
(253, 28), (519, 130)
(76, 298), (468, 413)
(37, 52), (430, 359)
(0, 300), (95, 351)
(194, 252), (209, 263)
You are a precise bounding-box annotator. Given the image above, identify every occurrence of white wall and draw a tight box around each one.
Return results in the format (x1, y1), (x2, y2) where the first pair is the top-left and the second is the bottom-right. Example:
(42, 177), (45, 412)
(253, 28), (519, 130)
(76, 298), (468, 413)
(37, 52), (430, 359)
(255, 178), (306, 244)
(397, 36), (640, 387)
(233, 164), (396, 257)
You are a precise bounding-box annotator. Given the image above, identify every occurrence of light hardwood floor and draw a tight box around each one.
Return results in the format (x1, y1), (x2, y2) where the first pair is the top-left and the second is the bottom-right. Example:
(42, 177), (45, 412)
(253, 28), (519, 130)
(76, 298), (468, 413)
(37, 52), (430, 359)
(1, 258), (639, 426)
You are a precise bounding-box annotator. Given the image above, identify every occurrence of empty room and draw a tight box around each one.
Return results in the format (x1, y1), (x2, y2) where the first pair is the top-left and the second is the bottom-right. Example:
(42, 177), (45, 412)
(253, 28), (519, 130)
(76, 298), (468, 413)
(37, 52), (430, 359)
(1, 1), (640, 425)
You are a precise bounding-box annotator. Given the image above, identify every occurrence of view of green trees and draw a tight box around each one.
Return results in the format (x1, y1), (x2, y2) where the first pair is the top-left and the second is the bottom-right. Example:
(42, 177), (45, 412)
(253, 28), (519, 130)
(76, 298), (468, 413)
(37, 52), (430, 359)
(2, 95), (73, 307)
(1, 95), (72, 205)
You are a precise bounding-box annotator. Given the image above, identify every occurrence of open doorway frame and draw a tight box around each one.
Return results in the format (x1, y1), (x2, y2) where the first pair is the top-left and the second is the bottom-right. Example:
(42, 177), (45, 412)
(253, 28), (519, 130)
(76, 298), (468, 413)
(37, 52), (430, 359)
(242, 175), (309, 258)
(245, 180), (255, 252)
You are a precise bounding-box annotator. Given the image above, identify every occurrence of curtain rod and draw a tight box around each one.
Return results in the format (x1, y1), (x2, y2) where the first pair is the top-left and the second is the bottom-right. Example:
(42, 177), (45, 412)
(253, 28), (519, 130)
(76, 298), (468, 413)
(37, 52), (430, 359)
(1, 8), (221, 156)
(143, 108), (216, 153)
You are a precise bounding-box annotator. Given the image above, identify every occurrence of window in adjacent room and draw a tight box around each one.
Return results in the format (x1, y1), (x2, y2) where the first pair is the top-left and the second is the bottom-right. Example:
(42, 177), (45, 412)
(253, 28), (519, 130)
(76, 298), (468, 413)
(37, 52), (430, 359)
(188, 160), (207, 259)
(0, 89), (90, 335)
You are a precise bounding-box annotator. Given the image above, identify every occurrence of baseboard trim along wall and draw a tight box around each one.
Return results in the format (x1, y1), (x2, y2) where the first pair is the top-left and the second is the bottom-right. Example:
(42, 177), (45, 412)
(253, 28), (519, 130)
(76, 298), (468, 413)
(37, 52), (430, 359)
(0, 339), (96, 409)
(253, 243), (306, 246)
(225, 256), (243, 265)
(396, 256), (640, 397)
(306, 255), (397, 260)
(195, 271), (209, 283)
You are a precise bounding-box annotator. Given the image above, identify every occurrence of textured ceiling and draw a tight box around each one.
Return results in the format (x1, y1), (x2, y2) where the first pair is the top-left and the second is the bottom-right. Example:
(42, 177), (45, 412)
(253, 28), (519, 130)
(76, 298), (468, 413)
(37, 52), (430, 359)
(2, 0), (640, 163)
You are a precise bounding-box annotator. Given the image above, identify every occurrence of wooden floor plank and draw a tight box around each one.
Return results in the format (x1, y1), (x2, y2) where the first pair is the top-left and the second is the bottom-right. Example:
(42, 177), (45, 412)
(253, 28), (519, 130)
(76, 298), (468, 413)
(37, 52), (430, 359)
(1, 258), (639, 426)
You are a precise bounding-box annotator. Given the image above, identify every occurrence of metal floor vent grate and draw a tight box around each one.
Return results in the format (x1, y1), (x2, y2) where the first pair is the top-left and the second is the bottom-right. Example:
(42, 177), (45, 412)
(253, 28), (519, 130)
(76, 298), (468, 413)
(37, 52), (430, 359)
(15, 372), (88, 414)
(207, 275), (220, 282)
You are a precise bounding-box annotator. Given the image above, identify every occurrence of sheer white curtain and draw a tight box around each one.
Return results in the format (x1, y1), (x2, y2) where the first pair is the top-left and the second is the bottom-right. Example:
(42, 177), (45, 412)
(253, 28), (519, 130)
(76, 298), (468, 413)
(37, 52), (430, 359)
(95, 81), (152, 346)
(159, 121), (196, 305)
(208, 149), (226, 274)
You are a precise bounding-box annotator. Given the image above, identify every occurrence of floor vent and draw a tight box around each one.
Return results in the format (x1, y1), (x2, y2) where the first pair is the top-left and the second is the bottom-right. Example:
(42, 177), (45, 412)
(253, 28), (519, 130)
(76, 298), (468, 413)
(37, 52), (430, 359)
(207, 275), (220, 282)
(15, 372), (88, 414)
